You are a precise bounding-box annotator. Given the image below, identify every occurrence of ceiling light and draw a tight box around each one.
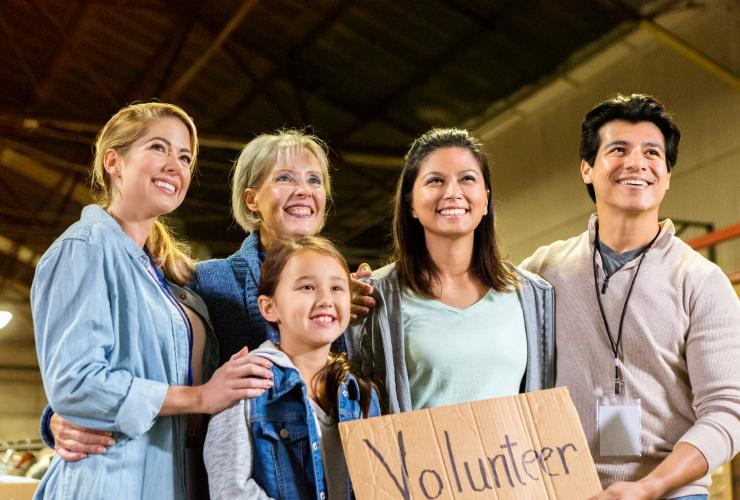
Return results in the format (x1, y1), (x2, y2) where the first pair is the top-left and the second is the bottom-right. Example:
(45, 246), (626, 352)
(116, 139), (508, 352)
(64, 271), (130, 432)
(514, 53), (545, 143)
(0, 311), (12, 329)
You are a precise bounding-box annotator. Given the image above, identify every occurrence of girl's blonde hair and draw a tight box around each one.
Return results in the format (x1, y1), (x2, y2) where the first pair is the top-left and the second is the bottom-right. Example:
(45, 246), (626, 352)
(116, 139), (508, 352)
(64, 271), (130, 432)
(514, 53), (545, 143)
(91, 102), (199, 285)
(231, 130), (332, 234)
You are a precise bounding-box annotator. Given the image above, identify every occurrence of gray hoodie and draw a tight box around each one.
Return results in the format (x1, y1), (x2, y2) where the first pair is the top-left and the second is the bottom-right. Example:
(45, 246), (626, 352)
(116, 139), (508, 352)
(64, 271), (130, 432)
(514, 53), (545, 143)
(203, 342), (293, 500)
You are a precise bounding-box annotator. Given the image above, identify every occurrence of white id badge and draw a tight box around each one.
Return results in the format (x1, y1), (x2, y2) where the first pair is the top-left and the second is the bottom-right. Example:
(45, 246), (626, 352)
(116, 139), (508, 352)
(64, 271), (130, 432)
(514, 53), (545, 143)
(597, 395), (641, 456)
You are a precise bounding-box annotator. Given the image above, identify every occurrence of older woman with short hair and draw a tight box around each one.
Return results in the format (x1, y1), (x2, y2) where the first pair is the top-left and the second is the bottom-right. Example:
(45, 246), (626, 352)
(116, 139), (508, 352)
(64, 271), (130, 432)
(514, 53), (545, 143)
(192, 129), (334, 363)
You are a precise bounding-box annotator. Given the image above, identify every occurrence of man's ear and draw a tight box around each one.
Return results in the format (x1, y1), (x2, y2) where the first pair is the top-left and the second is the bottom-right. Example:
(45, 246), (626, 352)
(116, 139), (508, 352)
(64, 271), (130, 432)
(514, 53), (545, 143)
(580, 159), (593, 185)
(258, 295), (279, 323)
(244, 188), (258, 212)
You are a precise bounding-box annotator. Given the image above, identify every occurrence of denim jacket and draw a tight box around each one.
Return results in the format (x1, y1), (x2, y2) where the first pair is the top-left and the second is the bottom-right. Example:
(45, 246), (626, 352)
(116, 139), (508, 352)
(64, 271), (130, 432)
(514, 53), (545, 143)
(204, 342), (380, 500)
(31, 205), (202, 500)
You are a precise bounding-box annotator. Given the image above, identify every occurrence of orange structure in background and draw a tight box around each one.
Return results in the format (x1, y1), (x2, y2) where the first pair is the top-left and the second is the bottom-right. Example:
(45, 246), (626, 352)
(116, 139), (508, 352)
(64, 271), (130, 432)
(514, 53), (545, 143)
(687, 222), (740, 499)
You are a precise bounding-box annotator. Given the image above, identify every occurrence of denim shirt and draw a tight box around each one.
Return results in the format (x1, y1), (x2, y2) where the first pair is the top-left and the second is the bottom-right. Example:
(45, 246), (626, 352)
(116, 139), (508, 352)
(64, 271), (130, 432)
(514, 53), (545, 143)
(204, 343), (380, 500)
(31, 205), (191, 500)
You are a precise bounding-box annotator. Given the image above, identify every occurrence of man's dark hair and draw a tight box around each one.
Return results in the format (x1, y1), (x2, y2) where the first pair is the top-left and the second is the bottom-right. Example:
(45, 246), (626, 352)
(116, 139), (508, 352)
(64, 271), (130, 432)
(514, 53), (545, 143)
(580, 93), (680, 202)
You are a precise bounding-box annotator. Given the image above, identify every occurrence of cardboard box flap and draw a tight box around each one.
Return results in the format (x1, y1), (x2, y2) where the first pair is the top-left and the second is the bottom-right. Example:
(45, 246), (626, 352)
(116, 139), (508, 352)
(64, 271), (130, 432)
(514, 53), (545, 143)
(339, 387), (601, 499)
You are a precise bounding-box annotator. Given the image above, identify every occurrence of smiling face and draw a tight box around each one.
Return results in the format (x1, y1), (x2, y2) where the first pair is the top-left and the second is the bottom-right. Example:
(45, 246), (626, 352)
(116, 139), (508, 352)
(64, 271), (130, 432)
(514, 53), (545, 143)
(245, 149), (327, 250)
(410, 147), (489, 242)
(581, 120), (670, 219)
(259, 250), (350, 352)
(105, 116), (193, 220)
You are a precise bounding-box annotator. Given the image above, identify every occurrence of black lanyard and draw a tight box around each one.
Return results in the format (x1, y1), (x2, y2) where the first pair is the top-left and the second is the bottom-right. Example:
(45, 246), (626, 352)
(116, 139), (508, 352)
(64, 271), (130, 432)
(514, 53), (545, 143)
(592, 226), (660, 395)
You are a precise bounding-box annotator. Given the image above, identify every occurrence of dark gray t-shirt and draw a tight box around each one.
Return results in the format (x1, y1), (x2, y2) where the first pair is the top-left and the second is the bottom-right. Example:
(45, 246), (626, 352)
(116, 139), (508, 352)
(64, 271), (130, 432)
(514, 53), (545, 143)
(598, 241), (647, 277)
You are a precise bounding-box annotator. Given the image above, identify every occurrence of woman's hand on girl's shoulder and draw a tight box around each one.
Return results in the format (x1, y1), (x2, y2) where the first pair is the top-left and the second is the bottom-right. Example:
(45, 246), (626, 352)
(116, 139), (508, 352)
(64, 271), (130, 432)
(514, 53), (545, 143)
(350, 263), (375, 321)
(199, 347), (274, 415)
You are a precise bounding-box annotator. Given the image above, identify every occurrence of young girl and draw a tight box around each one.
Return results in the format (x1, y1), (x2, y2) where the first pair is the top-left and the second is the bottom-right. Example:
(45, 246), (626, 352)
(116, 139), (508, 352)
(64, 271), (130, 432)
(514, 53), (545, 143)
(204, 236), (380, 500)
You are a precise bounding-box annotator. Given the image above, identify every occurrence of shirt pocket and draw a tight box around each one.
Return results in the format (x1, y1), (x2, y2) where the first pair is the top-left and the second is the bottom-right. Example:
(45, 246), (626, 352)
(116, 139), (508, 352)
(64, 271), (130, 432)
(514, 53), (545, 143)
(252, 420), (313, 499)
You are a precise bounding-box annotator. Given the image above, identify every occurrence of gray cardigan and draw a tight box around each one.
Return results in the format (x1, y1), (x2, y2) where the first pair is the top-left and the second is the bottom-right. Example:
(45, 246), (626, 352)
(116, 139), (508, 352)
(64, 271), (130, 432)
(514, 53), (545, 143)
(346, 262), (555, 414)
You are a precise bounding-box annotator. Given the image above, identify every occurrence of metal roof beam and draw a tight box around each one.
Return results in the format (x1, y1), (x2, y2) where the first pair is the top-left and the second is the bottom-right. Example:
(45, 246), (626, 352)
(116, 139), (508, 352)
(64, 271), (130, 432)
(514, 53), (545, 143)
(0, 10), (40, 98)
(29, 0), (118, 109)
(331, 0), (520, 144)
(119, 14), (197, 101)
(0, 137), (88, 175)
(0, 113), (409, 170)
(640, 18), (740, 91)
(215, 0), (354, 128)
(24, 0), (84, 111)
(163, 0), (259, 100)
(0, 143), (91, 242)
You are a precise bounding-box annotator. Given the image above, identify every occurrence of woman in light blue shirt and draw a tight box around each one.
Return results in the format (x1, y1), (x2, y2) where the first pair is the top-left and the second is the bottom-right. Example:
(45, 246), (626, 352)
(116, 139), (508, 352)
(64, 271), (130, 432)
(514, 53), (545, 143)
(31, 103), (266, 499)
(348, 128), (555, 414)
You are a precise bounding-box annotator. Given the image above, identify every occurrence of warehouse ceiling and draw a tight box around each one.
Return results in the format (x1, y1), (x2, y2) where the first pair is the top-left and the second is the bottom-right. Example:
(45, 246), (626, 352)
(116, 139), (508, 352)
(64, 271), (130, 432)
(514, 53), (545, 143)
(0, 0), (683, 347)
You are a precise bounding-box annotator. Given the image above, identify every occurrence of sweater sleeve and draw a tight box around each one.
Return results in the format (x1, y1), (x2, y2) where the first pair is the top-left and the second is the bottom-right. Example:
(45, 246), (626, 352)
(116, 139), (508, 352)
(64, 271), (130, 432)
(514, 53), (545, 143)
(520, 245), (548, 275)
(203, 399), (274, 500)
(347, 313), (374, 381)
(678, 267), (740, 470)
(32, 240), (168, 438)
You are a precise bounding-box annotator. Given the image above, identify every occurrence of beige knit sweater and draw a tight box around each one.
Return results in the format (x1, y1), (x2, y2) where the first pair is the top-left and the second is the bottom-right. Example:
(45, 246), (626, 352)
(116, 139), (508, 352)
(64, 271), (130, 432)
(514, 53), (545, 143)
(522, 215), (740, 497)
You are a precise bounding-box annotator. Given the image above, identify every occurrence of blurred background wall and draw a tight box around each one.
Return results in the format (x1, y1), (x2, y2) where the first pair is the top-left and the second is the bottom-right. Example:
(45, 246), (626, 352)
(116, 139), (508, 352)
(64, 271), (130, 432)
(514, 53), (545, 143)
(0, 3), (736, 492)
(473, 6), (739, 271)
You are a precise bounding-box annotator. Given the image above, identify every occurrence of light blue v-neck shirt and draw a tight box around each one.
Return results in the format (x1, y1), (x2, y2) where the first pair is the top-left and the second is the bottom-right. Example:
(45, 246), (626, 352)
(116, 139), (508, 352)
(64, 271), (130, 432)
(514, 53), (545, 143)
(402, 288), (527, 410)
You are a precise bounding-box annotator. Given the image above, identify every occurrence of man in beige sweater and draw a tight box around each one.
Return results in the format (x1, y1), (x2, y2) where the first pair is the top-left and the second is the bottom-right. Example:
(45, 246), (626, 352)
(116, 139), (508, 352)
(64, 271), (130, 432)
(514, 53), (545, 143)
(522, 94), (739, 499)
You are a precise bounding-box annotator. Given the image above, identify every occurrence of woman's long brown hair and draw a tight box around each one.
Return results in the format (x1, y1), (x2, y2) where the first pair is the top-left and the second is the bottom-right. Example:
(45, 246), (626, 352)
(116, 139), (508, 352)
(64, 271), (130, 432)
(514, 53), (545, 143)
(392, 128), (517, 298)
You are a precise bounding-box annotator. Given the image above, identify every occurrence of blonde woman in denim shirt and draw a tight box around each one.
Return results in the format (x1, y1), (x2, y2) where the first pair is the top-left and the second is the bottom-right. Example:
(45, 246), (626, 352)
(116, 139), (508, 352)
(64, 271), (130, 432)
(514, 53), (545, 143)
(32, 103), (269, 499)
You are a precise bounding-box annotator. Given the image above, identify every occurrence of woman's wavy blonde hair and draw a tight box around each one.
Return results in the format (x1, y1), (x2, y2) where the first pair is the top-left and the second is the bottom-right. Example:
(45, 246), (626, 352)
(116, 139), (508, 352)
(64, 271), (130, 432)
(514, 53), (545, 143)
(91, 102), (198, 285)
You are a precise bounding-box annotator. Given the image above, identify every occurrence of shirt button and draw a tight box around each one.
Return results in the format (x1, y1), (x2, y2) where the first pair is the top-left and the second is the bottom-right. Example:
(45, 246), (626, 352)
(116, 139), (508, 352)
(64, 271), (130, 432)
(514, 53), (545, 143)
(179, 293), (187, 300)
(312, 442), (318, 451)
(279, 428), (289, 439)
(342, 389), (348, 397)
(320, 492), (326, 499)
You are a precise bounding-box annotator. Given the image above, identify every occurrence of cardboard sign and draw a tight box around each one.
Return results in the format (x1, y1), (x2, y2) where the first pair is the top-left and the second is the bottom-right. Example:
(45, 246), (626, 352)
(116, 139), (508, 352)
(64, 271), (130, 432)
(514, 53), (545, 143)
(339, 387), (601, 499)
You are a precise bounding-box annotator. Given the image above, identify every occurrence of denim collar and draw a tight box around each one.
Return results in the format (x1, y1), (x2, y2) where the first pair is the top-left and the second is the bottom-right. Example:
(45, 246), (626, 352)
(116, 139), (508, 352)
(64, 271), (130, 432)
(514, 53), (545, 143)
(81, 205), (148, 266)
(266, 359), (362, 403)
